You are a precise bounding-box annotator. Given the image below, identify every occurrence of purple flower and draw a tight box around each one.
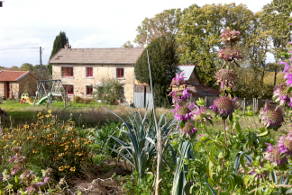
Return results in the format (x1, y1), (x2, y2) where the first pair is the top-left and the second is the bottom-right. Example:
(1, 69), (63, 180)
(220, 28), (240, 43)
(215, 69), (237, 90)
(173, 104), (194, 121)
(259, 103), (284, 130)
(171, 72), (185, 86)
(264, 144), (287, 166)
(26, 186), (36, 193)
(273, 84), (291, 107)
(280, 131), (292, 154)
(210, 96), (237, 118)
(181, 120), (197, 135)
(218, 48), (242, 61)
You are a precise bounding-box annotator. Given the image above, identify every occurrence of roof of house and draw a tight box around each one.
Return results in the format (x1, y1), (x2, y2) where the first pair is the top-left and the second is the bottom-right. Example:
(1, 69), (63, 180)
(178, 65), (195, 80)
(49, 48), (144, 65)
(0, 70), (30, 82)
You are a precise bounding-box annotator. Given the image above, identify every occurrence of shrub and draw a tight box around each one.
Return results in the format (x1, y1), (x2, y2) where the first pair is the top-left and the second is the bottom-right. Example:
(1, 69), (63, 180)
(0, 111), (92, 180)
(94, 79), (124, 105)
(73, 96), (93, 104)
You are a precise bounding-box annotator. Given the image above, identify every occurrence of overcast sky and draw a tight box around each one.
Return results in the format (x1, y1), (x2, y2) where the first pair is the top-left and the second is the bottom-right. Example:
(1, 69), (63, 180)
(0, 0), (272, 67)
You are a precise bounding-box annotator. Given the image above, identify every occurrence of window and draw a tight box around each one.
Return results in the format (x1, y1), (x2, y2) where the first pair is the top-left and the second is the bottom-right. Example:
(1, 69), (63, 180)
(63, 85), (74, 95)
(116, 68), (124, 78)
(86, 67), (93, 77)
(86, 85), (93, 95)
(61, 67), (73, 77)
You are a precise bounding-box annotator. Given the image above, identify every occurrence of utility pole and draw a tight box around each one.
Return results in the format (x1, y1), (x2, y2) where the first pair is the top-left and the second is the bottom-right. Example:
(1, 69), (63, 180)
(39, 46), (43, 65)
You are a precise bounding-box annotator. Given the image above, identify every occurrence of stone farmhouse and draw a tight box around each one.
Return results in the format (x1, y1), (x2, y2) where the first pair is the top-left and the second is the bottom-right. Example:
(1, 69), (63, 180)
(49, 47), (144, 104)
(0, 70), (37, 99)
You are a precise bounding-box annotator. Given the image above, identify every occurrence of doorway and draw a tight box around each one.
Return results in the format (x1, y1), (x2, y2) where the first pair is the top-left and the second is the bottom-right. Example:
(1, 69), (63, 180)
(4, 82), (10, 99)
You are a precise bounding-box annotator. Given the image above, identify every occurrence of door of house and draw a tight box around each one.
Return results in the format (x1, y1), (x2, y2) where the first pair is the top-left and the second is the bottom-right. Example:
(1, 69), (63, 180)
(4, 82), (10, 99)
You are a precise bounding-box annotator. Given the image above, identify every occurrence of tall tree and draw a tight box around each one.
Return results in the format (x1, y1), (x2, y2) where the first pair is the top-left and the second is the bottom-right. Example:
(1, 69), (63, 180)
(262, 0), (292, 60)
(176, 4), (254, 86)
(135, 9), (182, 46)
(49, 31), (69, 73)
(135, 36), (178, 106)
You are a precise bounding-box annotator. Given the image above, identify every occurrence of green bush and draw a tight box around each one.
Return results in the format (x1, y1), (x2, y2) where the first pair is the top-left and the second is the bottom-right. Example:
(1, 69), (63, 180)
(0, 111), (92, 180)
(94, 79), (124, 105)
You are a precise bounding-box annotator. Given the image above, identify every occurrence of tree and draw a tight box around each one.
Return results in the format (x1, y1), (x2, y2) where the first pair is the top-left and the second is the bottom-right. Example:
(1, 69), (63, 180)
(122, 41), (134, 48)
(20, 63), (34, 71)
(176, 4), (254, 86)
(49, 31), (69, 73)
(32, 65), (51, 80)
(135, 9), (182, 46)
(262, 0), (292, 59)
(135, 36), (178, 106)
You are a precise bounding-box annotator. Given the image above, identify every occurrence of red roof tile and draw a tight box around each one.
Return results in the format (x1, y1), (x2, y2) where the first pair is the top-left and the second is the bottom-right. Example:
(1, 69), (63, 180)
(0, 70), (29, 82)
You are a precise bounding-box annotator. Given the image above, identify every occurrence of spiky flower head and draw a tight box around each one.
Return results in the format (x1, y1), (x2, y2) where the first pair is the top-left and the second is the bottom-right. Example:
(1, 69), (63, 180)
(279, 61), (292, 87)
(259, 103), (284, 130)
(173, 103), (194, 121)
(264, 144), (287, 166)
(218, 48), (242, 61)
(210, 96), (237, 119)
(215, 69), (237, 90)
(169, 88), (191, 104)
(180, 120), (197, 135)
(278, 131), (292, 154)
(220, 28), (240, 43)
(273, 84), (291, 107)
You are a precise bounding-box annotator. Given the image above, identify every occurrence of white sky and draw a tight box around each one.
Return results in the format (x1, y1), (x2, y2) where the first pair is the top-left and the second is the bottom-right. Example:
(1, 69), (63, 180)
(0, 0), (272, 67)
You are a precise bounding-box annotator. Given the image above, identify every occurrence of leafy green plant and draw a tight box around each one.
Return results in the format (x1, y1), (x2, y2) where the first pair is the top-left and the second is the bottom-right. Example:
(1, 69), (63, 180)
(110, 111), (175, 180)
(94, 79), (124, 105)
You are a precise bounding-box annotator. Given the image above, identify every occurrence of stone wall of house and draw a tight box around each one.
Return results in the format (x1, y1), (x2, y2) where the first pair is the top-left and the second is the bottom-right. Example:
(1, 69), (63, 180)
(18, 74), (37, 97)
(0, 82), (4, 98)
(52, 64), (135, 104)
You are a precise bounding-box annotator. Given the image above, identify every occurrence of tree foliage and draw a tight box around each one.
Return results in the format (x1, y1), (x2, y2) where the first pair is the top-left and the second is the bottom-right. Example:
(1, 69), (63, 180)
(49, 31), (69, 74)
(176, 4), (254, 86)
(135, 36), (178, 106)
(135, 9), (182, 46)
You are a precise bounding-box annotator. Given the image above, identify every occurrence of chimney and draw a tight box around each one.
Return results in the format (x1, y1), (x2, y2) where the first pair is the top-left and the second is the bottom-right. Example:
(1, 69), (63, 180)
(64, 43), (71, 49)
(0, 1), (3, 7)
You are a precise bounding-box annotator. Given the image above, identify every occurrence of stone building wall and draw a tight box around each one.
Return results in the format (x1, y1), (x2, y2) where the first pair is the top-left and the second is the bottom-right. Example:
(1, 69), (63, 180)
(52, 64), (135, 104)
(0, 82), (4, 98)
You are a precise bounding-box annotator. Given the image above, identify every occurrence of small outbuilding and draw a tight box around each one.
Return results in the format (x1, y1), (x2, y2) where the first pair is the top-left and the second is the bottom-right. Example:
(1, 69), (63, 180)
(177, 65), (219, 97)
(0, 70), (37, 99)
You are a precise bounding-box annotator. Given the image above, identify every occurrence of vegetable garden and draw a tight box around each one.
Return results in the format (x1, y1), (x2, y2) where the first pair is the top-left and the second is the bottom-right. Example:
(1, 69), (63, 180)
(0, 15), (291, 195)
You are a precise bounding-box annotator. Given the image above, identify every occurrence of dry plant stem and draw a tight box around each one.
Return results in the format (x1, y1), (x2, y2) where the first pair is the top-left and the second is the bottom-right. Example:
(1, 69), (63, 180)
(146, 48), (161, 195)
(223, 119), (227, 141)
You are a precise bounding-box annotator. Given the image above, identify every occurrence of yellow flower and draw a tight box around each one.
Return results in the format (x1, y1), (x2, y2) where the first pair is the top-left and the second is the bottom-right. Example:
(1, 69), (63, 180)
(58, 166), (65, 172)
(24, 124), (29, 129)
(75, 152), (83, 157)
(58, 153), (65, 157)
(70, 167), (76, 172)
(64, 165), (70, 169)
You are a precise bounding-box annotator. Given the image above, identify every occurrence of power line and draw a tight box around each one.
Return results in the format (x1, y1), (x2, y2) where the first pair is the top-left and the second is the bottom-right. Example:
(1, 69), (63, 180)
(0, 47), (41, 51)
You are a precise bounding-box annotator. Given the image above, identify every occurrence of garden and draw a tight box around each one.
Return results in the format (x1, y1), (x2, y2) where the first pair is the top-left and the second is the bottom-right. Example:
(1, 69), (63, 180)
(1, 1), (292, 194)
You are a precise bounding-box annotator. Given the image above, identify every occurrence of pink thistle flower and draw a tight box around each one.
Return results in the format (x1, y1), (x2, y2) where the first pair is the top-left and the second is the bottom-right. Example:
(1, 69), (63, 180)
(259, 103), (284, 130)
(210, 96), (237, 119)
(215, 69), (237, 90)
(264, 144), (287, 166)
(218, 48), (242, 61)
(220, 28), (240, 43)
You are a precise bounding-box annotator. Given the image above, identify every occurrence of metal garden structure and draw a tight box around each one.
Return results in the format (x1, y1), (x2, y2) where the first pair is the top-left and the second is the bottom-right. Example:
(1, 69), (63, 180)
(34, 80), (67, 107)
